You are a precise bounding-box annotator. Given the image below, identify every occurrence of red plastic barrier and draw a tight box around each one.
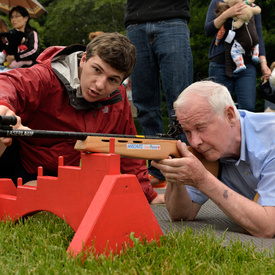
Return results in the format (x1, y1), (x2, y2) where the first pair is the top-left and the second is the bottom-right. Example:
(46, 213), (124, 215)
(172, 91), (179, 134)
(0, 150), (163, 257)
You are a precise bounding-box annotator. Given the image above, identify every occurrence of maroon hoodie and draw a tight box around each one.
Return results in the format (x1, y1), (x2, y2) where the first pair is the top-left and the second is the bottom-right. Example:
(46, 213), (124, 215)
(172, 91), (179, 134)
(0, 45), (157, 202)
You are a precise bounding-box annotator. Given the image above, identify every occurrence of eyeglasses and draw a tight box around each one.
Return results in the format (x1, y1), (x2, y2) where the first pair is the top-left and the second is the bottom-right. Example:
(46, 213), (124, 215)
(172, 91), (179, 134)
(10, 15), (23, 20)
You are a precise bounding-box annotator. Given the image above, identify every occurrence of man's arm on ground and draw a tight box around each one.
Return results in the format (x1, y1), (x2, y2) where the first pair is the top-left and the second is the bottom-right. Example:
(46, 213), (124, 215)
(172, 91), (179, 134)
(199, 172), (275, 238)
(153, 141), (275, 238)
(165, 181), (201, 221)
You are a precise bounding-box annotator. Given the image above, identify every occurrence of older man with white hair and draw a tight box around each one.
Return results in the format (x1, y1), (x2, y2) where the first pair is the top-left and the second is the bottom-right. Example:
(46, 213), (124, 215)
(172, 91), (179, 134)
(152, 80), (275, 238)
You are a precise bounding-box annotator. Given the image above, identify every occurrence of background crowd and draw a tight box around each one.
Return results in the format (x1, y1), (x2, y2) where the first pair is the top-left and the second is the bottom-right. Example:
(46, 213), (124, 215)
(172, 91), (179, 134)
(1, 0), (274, 111)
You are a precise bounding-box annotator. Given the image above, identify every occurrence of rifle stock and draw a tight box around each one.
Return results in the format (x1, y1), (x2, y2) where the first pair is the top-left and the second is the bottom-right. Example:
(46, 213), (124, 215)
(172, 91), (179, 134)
(75, 136), (180, 159)
(75, 137), (219, 177)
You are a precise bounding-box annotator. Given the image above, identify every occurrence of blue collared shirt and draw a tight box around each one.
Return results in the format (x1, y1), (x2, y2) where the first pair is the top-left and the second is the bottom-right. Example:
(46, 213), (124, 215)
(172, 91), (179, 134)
(186, 110), (275, 206)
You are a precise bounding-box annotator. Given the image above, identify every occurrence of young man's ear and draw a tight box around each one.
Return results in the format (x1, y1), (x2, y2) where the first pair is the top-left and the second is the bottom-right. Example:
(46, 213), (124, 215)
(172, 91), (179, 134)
(80, 52), (87, 66)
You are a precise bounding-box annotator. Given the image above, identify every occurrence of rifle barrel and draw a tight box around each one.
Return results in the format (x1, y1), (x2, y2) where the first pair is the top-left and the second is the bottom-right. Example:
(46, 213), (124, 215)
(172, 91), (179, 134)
(0, 129), (175, 140)
(0, 115), (174, 140)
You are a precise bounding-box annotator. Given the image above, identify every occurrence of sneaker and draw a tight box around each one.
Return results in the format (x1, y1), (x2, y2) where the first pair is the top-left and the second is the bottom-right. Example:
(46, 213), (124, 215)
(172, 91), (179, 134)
(148, 174), (166, 188)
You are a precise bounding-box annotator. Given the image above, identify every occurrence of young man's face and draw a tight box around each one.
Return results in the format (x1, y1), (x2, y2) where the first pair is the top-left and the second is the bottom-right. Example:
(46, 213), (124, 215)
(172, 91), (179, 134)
(177, 95), (237, 162)
(79, 53), (124, 102)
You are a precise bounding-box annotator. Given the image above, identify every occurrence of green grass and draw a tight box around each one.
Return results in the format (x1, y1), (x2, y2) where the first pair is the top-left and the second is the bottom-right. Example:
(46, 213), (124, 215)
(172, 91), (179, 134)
(0, 212), (275, 274)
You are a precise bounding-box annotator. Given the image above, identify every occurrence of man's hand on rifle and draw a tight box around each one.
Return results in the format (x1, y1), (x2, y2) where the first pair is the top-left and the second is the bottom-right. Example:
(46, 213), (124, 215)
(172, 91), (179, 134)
(151, 140), (208, 188)
(0, 105), (30, 147)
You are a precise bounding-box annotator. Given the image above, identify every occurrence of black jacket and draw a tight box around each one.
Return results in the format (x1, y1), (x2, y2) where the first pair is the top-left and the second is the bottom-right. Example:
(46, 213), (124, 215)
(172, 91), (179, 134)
(124, 0), (190, 27)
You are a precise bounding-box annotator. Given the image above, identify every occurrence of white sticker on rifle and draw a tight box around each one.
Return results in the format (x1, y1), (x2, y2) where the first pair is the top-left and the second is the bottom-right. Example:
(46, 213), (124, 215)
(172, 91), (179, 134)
(127, 144), (161, 150)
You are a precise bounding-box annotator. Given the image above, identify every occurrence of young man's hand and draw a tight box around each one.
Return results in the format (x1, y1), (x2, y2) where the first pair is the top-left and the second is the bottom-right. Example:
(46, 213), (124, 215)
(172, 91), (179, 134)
(0, 105), (30, 146)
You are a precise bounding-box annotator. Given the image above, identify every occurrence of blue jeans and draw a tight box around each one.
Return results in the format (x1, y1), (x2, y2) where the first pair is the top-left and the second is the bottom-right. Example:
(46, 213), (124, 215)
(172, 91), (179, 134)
(127, 19), (193, 180)
(209, 62), (256, 111)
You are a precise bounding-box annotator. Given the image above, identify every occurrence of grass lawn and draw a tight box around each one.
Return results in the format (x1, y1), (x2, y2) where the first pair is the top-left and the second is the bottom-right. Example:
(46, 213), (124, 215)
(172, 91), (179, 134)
(0, 212), (275, 274)
(1, 117), (274, 273)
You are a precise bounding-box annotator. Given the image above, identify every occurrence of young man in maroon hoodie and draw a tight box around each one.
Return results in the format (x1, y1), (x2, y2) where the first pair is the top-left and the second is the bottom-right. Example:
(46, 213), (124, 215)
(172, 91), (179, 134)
(0, 32), (164, 204)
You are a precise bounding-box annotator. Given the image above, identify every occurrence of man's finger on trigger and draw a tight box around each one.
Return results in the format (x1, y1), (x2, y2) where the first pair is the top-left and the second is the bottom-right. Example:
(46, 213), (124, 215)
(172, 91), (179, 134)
(151, 160), (159, 168)
(176, 140), (189, 156)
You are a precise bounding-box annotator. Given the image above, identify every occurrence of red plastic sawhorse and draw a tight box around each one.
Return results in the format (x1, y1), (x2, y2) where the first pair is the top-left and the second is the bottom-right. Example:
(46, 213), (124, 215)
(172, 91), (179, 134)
(0, 140), (163, 257)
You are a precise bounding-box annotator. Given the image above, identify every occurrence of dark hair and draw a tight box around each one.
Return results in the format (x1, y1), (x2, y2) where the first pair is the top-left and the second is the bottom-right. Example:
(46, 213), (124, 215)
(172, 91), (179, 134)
(9, 6), (32, 33)
(85, 32), (136, 80)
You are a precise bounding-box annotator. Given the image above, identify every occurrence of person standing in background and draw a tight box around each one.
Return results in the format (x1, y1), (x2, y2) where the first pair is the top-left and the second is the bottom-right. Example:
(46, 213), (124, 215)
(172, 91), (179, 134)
(5, 6), (41, 68)
(124, 0), (193, 188)
(205, 0), (270, 112)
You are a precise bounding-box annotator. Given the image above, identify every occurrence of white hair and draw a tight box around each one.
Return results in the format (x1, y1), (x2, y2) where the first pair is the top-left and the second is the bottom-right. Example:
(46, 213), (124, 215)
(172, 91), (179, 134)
(174, 80), (240, 119)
